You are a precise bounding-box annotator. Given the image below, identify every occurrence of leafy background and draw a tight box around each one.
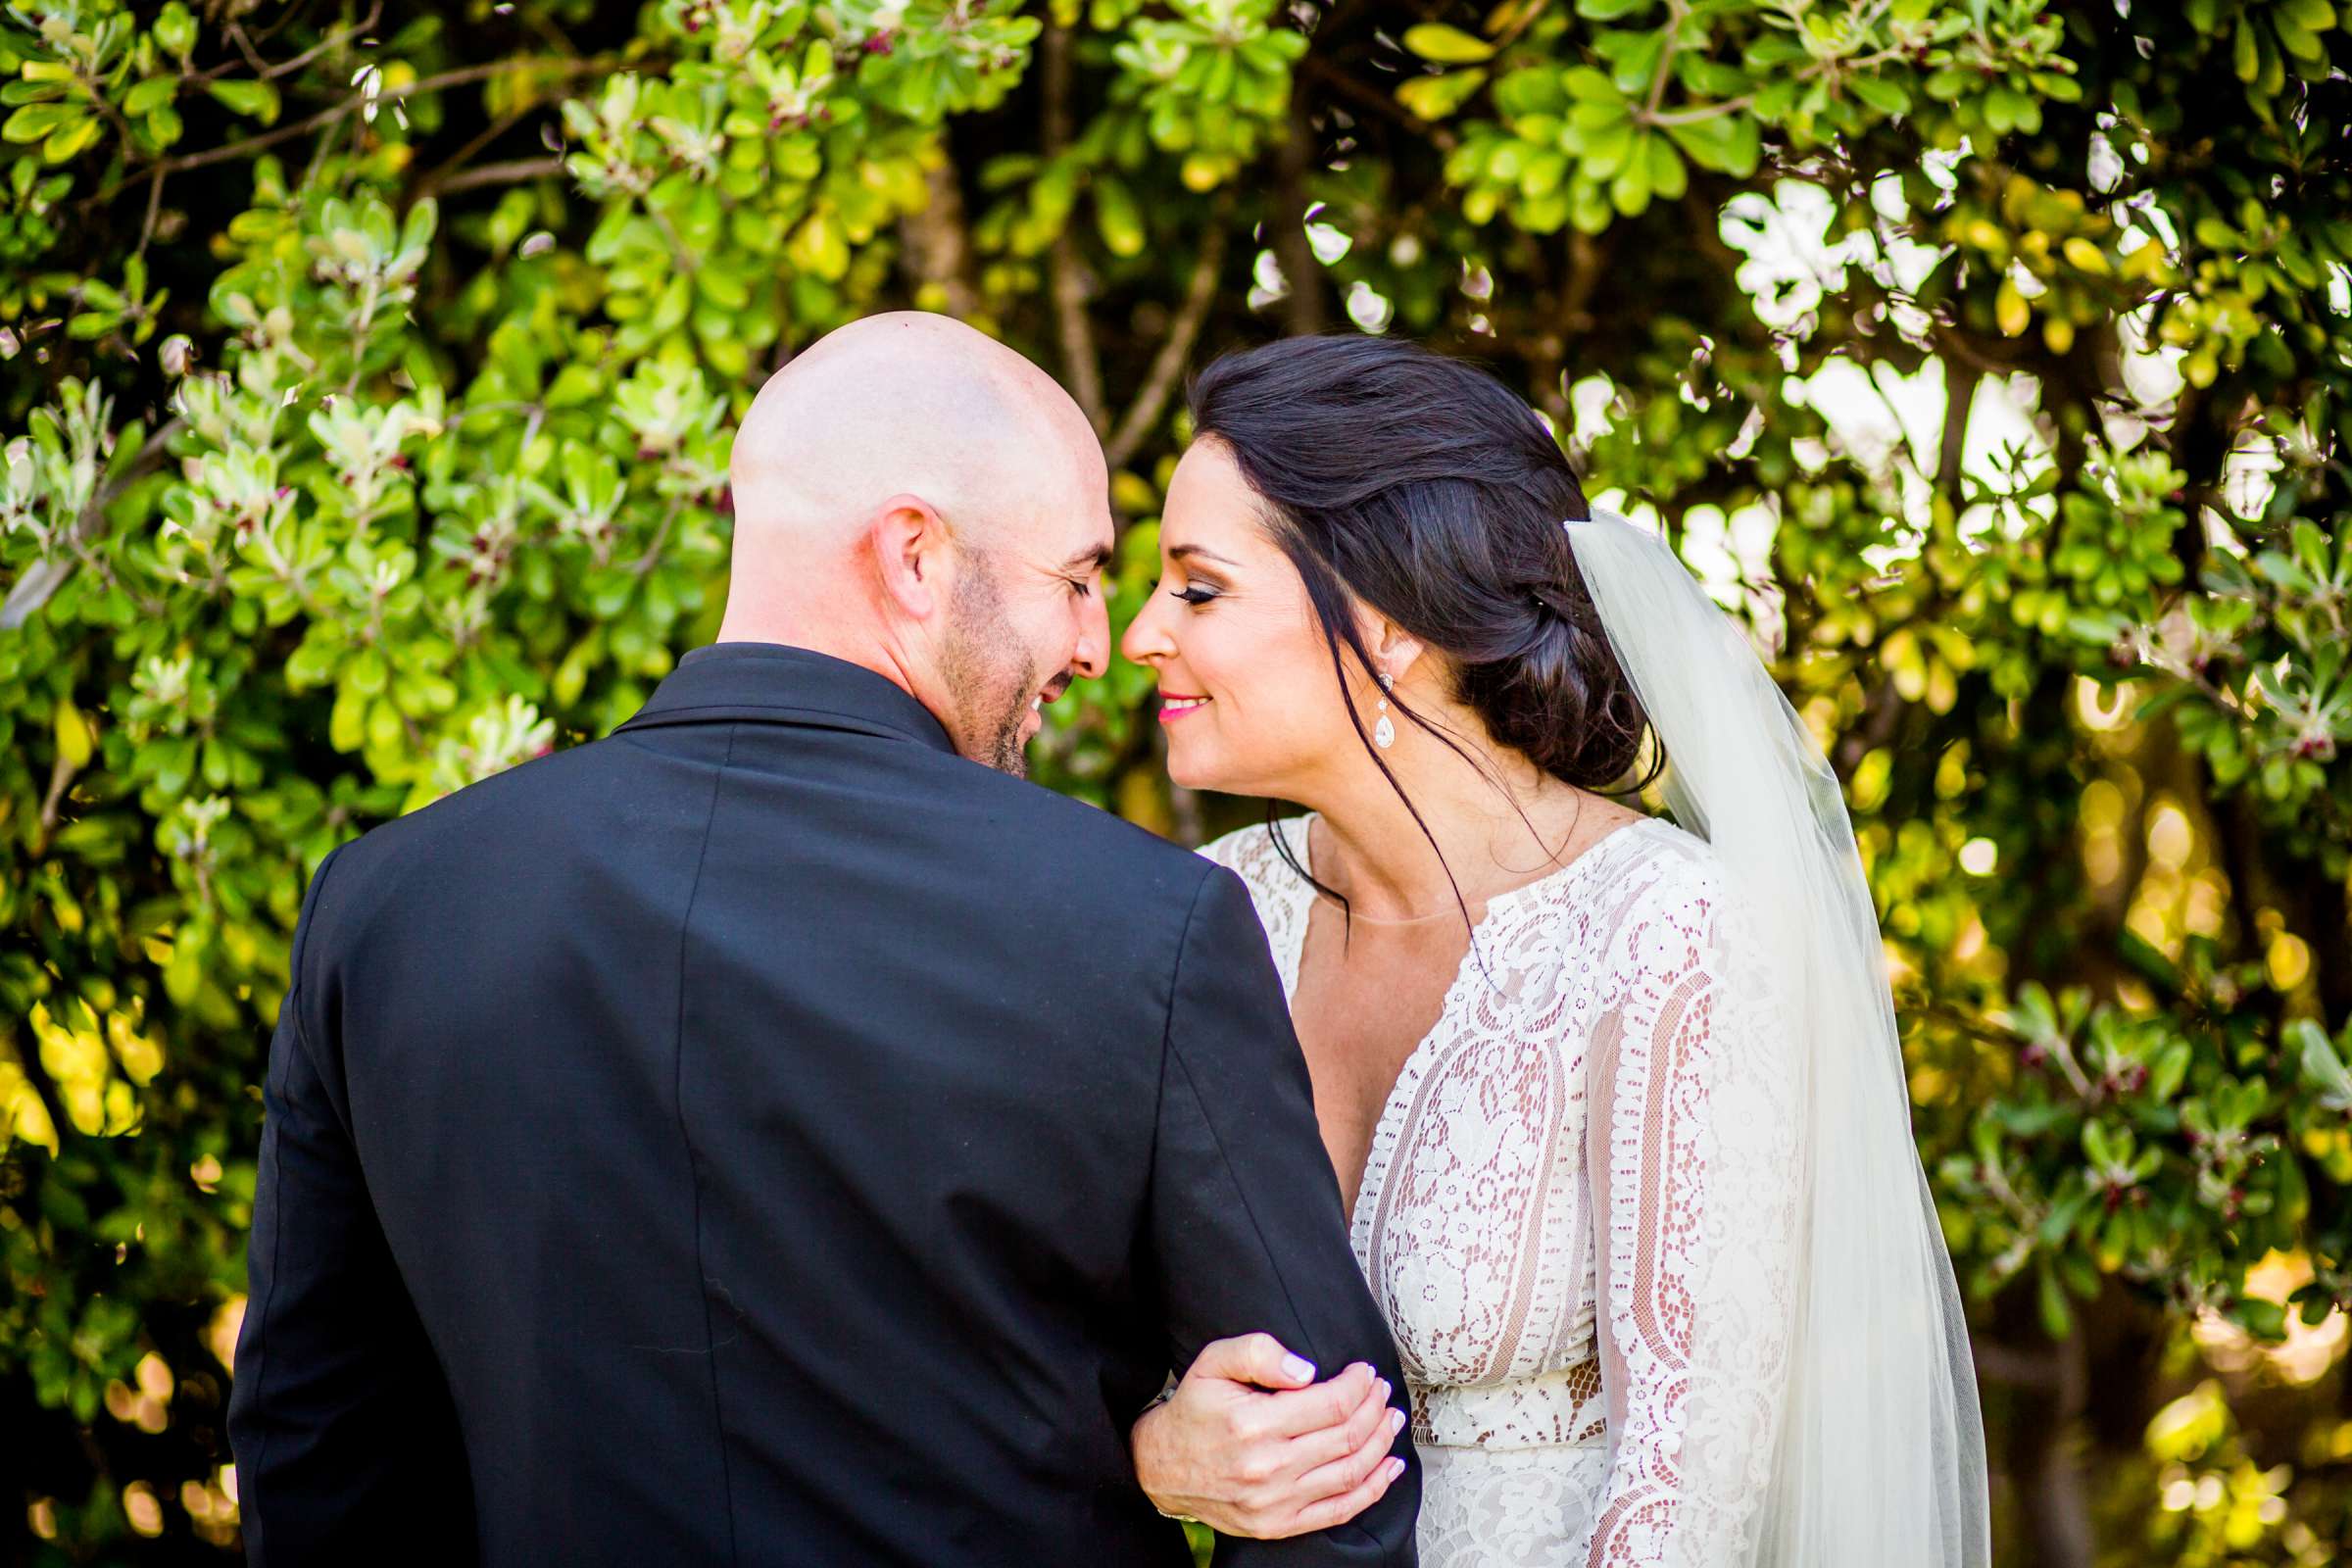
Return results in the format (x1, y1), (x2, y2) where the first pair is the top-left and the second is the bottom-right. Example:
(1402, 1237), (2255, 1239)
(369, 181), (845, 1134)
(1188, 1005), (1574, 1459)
(3, 0), (2350, 1561)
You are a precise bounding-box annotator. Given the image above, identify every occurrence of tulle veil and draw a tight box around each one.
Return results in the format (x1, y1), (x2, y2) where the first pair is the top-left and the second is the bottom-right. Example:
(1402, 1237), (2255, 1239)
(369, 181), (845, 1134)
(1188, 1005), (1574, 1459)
(1565, 506), (1991, 1567)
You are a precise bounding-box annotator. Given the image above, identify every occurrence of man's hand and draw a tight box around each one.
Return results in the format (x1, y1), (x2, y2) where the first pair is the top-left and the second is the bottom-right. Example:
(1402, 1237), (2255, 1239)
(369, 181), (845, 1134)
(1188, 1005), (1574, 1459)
(1130, 1334), (1407, 1540)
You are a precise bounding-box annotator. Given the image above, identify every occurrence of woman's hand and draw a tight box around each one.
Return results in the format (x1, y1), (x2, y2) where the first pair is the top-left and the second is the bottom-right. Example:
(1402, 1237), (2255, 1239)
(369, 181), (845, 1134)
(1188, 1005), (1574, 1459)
(1130, 1333), (1408, 1539)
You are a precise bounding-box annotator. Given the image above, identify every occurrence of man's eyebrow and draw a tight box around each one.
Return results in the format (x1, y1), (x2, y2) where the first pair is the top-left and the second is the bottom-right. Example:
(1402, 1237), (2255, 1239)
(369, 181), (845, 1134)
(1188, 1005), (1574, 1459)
(1169, 544), (1241, 568)
(1062, 543), (1114, 571)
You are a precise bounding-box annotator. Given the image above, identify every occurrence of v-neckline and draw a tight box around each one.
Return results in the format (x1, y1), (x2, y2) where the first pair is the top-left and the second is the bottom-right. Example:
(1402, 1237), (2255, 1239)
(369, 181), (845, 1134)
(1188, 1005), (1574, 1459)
(1263, 812), (1658, 1240)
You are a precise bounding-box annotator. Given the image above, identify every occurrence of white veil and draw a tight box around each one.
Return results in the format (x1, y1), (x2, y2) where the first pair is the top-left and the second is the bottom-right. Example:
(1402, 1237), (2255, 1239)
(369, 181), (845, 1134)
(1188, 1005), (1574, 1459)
(1565, 507), (1990, 1567)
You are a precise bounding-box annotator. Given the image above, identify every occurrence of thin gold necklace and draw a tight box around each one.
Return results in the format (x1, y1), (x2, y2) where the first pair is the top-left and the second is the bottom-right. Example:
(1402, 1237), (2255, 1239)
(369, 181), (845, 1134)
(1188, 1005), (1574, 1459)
(1304, 808), (1630, 926)
(1306, 895), (1468, 926)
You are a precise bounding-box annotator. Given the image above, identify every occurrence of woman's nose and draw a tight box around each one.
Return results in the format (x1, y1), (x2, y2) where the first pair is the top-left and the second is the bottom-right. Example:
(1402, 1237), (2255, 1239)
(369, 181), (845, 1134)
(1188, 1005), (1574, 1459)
(1120, 588), (1171, 665)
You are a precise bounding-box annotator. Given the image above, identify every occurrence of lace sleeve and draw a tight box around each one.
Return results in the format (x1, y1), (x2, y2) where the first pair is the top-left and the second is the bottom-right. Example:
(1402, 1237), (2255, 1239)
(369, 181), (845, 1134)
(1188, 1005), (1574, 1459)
(1583, 855), (1801, 1568)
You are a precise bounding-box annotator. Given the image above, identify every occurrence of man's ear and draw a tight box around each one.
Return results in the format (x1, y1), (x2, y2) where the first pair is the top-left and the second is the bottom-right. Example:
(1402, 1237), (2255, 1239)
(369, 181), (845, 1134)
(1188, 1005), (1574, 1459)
(867, 494), (949, 622)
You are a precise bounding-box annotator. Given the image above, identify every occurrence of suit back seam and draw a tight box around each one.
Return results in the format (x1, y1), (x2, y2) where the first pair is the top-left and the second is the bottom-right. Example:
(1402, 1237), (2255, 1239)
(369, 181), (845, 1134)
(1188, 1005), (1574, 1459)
(672, 720), (741, 1564)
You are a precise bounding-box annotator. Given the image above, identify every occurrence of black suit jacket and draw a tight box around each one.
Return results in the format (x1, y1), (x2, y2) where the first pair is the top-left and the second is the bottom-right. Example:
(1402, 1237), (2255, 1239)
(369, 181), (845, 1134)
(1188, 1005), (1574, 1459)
(227, 642), (1418, 1566)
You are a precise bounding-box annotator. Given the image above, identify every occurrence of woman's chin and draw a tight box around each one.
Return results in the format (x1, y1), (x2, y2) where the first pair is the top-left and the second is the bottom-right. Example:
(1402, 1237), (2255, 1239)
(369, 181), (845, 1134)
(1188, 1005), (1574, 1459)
(1164, 756), (1215, 793)
(1161, 737), (1227, 796)
(1165, 749), (1280, 801)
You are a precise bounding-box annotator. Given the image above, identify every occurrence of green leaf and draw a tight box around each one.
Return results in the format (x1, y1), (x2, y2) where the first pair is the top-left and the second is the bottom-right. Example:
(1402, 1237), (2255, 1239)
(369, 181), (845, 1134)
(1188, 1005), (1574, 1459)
(2037, 1187), (2092, 1246)
(1563, 67), (1620, 104)
(2036, 1262), (2073, 1339)
(1984, 86), (2030, 134)
(1396, 68), (1489, 122)
(2235, 1297), (2285, 1341)
(788, 209), (850, 280)
(330, 684), (367, 753)
(122, 77), (176, 119)
(2152, 1040), (2192, 1102)
(155, 0), (198, 57)
(3, 102), (79, 143)
(2292, 1019), (2352, 1102)
(545, 363), (604, 410)
(1583, 119), (1636, 180)
(1401, 24), (1495, 65)
(1577, 0), (1657, 18)
(1644, 133), (1685, 200)
(1849, 75), (1911, 118)
(2116, 927), (2180, 992)
(165, 925), (206, 1006)
(41, 114), (99, 163)
(53, 699), (91, 767)
(695, 265), (750, 309)
(208, 78), (282, 125)
(1663, 111), (1758, 177)
(1092, 172), (1145, 257)
(1609, 148), (1650, 215)
(1608, 27), (1668, 95)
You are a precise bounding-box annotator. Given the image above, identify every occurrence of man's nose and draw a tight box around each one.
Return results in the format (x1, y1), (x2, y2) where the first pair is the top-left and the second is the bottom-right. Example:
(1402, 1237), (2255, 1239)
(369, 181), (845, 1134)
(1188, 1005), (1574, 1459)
(1073, 592), (1110, 680)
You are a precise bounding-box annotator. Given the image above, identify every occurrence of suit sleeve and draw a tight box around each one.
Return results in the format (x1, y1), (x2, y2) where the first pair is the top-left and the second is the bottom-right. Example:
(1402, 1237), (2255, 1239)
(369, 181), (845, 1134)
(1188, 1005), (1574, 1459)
(227, 845), (473, 1563)
(1146, 865), (1420, 1566)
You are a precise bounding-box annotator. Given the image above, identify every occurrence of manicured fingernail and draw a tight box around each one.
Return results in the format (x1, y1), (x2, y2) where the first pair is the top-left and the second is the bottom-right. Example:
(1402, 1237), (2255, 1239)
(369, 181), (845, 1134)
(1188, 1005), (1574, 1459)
(1283, 1353), (1316, 1382)
(1386, 1407), (1405, 1436)
(1378, 1379), (1392, 1401)
(1383, 1457), (1405, 1481)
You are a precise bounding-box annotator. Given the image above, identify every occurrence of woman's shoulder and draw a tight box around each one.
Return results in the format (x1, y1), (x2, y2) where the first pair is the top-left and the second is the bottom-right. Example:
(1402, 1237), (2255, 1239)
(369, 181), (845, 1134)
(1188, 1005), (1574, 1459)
(1595, 815), (1737, 944)
(1618, 814), (1724, 888)
(1194, 814), (1311, 894)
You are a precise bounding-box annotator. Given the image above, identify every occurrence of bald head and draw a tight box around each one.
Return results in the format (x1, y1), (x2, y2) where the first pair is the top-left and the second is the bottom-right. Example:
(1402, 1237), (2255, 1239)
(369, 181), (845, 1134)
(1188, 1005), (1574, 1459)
(712, 312), (1116, 774)
(727, 312), (1101, 564)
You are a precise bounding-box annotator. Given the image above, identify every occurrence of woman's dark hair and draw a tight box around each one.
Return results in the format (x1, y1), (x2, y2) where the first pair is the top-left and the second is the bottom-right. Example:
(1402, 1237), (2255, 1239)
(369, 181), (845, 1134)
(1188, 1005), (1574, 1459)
(1186, 333), (1658, 922)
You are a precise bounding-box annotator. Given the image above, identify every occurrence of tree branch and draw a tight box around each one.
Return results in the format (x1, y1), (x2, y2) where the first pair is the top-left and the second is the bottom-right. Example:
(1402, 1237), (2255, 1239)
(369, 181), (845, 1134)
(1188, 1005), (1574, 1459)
(1299, 57), (1455, 152)
(1105, 218), (1229, 474)
(1939, 361), (1982, 501)
(427, 156), (565, 198)
(408, 97), (534, 201)
(189, 0), (381, 86)
(261, 1), (382, 80)
(898, 137), (983, 320)
(89, 56), (612, 205)
(1041, 25), (1104, 429)
(225, 22), (271, 77)
(1557, 229), (1610, 344)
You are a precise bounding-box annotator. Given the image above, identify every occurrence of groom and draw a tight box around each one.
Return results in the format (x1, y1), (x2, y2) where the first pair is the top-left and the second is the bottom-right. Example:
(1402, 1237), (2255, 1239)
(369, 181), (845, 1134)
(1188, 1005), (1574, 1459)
(227, 313), (1417, 1564)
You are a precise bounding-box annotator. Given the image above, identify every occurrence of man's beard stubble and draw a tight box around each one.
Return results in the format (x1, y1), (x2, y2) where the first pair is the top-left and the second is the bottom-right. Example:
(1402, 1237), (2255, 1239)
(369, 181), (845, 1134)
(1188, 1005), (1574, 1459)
(940, 558), (1039, 778)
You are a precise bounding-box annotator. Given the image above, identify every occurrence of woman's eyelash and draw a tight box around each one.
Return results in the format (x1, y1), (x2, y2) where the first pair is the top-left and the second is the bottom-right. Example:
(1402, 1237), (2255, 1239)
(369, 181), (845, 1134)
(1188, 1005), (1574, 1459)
(1171, 585), (1220, 606)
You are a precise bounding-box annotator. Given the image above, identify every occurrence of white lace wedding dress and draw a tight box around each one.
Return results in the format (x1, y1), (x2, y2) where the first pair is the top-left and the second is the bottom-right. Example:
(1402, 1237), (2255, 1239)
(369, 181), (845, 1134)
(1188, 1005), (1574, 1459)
(1200, 813), (1803, 1567)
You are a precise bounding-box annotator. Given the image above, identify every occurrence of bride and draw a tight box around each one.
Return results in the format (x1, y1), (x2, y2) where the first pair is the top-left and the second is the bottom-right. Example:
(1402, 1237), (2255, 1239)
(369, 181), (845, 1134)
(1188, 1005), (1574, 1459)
(1119, 335), (1988, 1565)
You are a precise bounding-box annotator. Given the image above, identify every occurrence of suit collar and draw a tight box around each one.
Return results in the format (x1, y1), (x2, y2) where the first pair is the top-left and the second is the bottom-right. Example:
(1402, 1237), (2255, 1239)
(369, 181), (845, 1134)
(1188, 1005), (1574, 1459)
(615, 642), (958, 756)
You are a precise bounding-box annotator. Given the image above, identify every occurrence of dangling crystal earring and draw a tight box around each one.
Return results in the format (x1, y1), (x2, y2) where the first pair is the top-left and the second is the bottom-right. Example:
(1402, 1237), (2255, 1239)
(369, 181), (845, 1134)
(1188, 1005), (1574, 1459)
(1374, 670), (1396, 750)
